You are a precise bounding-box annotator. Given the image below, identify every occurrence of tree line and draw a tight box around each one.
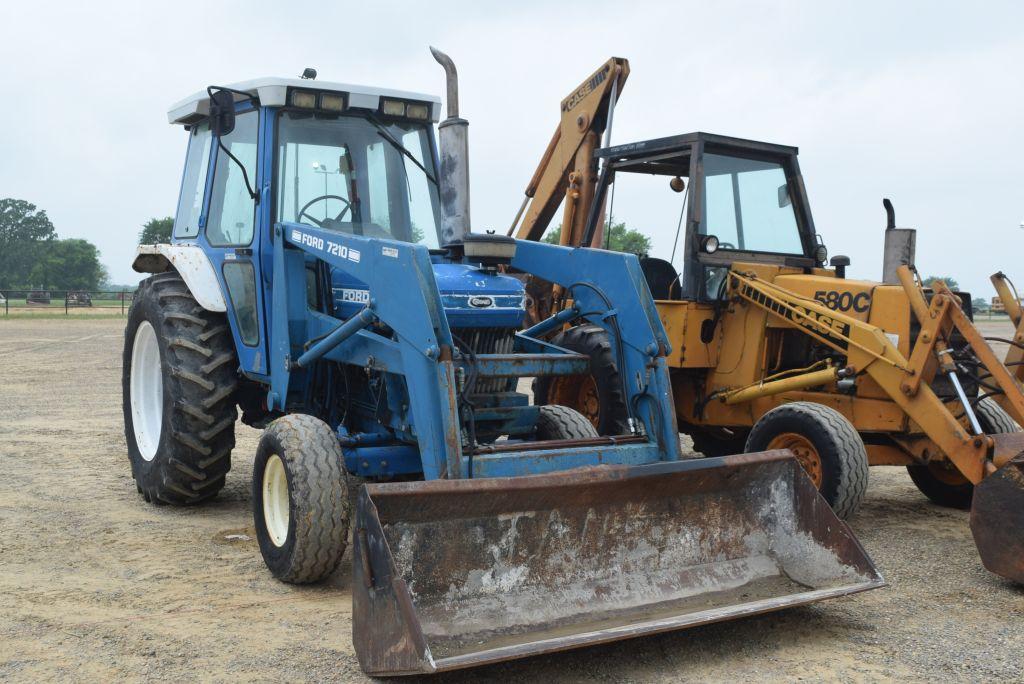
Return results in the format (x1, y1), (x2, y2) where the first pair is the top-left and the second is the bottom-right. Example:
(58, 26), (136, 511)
(0, 198), (173, 292)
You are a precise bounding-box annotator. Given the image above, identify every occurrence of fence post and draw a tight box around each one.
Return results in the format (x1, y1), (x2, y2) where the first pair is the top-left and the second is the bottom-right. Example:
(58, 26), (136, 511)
(122, 290), (126, 315)
(65, 291), (69, 316)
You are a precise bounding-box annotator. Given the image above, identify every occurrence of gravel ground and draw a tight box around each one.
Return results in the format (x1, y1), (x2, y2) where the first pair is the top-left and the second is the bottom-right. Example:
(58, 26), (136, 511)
(1, 317), (1022, 682)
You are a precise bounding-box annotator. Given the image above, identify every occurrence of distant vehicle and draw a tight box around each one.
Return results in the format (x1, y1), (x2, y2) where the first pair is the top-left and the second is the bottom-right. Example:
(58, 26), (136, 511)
(26, 291), (51, 305)
(66, 291), (93, 307)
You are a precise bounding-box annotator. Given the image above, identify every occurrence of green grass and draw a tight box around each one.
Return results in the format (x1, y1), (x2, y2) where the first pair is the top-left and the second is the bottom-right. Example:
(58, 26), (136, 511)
(1, 312), (127, 320)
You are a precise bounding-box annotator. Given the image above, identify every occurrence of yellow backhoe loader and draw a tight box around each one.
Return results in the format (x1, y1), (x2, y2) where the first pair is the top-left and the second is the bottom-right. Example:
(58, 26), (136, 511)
(511, 58), (1024, 584)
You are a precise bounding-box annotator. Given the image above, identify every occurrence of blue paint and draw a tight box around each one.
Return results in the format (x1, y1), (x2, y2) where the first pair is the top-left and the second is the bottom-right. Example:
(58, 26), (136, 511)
(167, 99), (682, 484)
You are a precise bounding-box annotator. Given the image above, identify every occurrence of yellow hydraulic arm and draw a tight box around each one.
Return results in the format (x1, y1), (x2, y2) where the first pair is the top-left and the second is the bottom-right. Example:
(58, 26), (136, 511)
(725, 266), (1024, 483)
(508, 57), (629, 248)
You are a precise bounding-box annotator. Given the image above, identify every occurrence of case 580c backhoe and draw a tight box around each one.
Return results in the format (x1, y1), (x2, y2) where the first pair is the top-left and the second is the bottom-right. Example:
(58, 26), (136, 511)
(513, 58), (1024, 585)
(120, 51), (882, 675)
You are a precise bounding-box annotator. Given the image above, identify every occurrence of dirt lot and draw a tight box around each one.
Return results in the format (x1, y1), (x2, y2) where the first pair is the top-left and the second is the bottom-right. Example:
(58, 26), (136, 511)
(1, 317), (1022, 682)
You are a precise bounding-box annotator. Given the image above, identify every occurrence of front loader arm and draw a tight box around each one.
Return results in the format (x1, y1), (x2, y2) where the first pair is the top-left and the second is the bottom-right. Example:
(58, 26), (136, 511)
(728, 270), (990, 483)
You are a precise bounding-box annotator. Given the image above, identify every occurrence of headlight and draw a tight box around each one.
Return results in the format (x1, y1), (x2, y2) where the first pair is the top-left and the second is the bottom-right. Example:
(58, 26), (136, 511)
(381, 98), (406, 117)
(319, 93), (346, 112)
(814, 244), (828, 264)
(701, 235), (720, 254)
(406, 103), (430, 120)
(290, 90), (317, 108)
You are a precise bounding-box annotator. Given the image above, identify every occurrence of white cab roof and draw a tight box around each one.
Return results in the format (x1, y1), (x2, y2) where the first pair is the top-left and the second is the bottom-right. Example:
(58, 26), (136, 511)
(167, 77), (442, 126)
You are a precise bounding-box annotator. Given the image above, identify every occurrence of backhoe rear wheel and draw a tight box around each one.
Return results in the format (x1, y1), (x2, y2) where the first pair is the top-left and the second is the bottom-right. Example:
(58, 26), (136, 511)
(745, 402), (869, 520)
(533, 325), (629, 435)
(122, 272), (238, 505)
(253, 414), (350, 584)
(907, 398), (1020, 509)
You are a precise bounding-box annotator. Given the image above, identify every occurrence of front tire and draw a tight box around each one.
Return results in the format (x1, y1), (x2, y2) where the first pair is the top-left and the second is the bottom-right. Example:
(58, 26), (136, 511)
(253, 414), (350, 584)
(746, 402), (869, 519)
(535, 404), (600, 441)
(908, 398), (1020, 509)
(122, 272), (238, 505)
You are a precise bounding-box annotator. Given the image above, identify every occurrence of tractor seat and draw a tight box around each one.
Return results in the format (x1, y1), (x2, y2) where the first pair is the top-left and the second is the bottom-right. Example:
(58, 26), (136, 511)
(640, 257), (684, 300)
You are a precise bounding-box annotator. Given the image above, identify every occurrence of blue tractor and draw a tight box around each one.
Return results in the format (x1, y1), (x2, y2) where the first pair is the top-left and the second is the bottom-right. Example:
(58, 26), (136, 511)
(122, 50), (881, 675)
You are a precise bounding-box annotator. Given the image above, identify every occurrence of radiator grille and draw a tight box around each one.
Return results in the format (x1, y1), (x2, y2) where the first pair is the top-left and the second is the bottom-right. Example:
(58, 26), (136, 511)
(456, 327), (516, 394)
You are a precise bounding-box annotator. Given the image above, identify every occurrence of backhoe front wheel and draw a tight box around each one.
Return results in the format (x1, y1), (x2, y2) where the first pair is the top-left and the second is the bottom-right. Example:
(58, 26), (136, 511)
(253, 414), (350, 584)
(122, 272), (238, 505)
(746, 402), (869, 519)
(907, 398), (1020, 509)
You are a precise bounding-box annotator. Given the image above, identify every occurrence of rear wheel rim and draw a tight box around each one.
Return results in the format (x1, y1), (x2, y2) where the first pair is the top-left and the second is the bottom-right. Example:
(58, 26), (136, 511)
(767, 432), (824, 488)
(549, 376), (601, 430)
(262, 454), (290, 547)
(130, 320), (163, 461)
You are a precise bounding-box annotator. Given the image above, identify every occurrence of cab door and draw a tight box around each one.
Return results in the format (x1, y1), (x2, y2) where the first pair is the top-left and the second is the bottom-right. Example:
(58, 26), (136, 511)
(202, 105), (268, 376)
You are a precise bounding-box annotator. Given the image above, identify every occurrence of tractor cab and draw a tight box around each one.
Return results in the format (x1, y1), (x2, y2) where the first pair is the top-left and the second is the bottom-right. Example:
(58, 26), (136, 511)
(591, 133), (828, 301)
(162, 77), (526, 379)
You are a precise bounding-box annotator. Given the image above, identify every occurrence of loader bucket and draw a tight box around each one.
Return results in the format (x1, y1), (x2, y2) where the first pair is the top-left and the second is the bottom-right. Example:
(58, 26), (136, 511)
(352, 450), (884, 675)
(970, 452), (1024, 583)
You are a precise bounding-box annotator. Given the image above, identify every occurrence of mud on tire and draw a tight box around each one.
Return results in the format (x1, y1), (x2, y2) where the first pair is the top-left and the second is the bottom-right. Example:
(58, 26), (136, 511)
(253, 414), (350, 584)
(122, 272), (238, 505)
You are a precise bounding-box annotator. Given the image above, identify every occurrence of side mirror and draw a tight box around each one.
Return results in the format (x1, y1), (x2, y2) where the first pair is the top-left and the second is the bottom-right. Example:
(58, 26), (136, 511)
(209, 90), (236, 138)
(777, 183), (792, 208)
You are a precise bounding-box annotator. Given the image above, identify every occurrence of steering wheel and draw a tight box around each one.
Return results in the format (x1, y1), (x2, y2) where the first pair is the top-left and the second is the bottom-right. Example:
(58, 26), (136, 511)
(719, 241), (737, 251)
(298, 194), (351, 227)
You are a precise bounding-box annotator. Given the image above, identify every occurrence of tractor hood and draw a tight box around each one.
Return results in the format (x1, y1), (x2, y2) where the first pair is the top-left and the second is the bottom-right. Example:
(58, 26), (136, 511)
(332, 262), (525, 328)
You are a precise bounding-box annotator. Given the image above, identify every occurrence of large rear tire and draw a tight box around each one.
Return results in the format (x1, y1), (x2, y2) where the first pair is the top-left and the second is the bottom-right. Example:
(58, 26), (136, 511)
(122, 272), (237, 505)
(746, 402), (869, 519)
(908, 398), (1020, 509)
(253, 414), (350, 584)
(533, 325), (629, 435)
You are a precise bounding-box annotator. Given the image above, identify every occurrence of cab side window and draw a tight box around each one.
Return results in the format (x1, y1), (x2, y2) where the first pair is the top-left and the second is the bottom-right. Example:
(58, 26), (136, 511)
(172, 123), (212, 239)
(206, 111), (258, 246)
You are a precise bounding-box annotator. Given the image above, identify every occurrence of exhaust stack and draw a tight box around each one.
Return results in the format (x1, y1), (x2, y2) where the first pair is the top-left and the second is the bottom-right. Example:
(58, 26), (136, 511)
(431, 47), (471, 245)
(881, 198), (917, 284)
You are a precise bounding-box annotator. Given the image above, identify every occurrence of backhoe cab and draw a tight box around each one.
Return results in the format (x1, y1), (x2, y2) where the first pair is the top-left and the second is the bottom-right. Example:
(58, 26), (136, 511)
(587, 132), (829, 303)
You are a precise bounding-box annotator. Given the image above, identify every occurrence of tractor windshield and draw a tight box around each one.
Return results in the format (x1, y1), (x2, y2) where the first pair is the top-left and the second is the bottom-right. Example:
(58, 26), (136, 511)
(700, 154), (803, 254)
(275, 112), (443, 248)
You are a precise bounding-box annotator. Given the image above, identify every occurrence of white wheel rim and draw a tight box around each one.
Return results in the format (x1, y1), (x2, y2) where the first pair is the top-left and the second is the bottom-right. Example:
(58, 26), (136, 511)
(130, 320), (163, 462)
(262, 454), (290, 547)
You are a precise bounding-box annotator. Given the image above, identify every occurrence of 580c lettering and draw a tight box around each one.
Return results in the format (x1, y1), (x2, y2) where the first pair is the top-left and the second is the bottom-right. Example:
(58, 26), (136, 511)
(814, 290), (870, 313)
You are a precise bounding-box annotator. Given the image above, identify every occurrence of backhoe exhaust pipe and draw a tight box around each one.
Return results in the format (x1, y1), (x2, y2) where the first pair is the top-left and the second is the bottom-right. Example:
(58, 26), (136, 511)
(431, 47), (471, 246)
(881, 198), (917, 284)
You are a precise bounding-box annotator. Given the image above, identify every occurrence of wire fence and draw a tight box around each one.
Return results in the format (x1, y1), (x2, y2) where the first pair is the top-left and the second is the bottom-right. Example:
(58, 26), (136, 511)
(0, 290), (136, 316)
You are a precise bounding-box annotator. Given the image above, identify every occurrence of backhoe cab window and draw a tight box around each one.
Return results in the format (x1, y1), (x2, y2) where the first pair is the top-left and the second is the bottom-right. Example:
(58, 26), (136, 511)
(276, 113), (442, 249)
(701, 154), (803, 255)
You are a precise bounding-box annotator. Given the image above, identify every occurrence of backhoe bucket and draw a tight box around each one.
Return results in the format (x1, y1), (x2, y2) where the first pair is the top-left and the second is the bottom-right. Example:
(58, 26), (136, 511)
(971, 452), (1024, 583)
(352, 451), (883, 675)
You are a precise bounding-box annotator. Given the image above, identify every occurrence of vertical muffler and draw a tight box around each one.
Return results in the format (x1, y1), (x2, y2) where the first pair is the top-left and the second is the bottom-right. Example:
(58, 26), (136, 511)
(352, 451), (884, 675)
(430, 47), (471, 246)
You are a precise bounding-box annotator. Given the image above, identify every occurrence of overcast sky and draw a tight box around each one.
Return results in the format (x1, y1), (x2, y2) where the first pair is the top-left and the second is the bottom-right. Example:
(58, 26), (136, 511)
(1, 1), (1022, 296)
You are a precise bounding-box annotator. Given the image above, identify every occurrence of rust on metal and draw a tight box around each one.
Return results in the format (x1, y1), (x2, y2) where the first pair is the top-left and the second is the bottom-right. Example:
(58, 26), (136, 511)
(971, 453), (1024, 584)
(352, 452), (884, 675)
(467, 434), (645, 455)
